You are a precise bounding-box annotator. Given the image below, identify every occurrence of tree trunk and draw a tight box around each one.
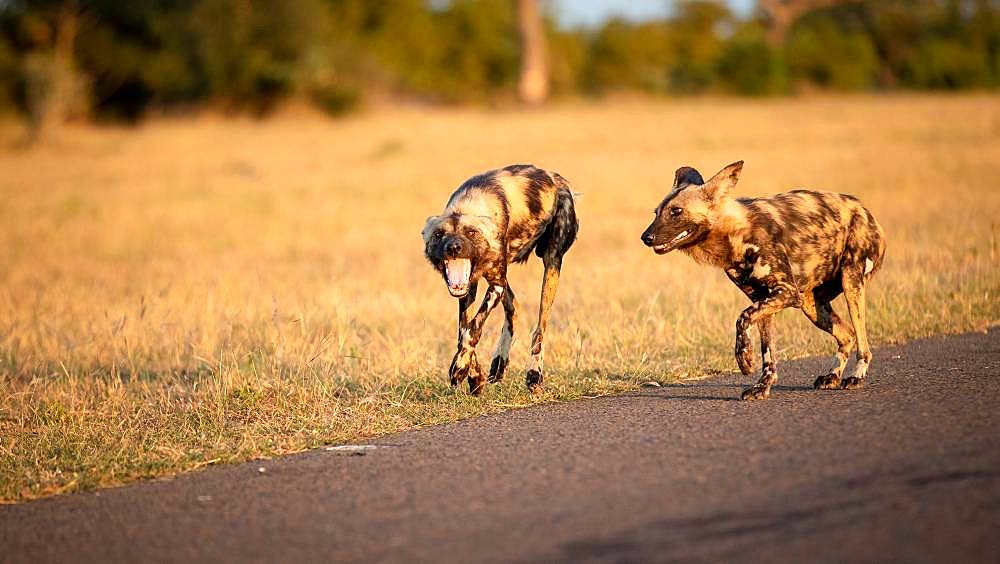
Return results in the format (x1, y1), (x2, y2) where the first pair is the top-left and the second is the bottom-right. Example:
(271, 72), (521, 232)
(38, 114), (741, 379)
(516, 0), (548, 105)
(26, 0), (80, 143)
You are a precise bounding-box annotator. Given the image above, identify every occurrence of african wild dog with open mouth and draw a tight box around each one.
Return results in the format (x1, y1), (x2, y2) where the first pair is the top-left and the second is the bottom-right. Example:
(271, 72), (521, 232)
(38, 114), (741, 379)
(641, 161), (886, 400)
(423, 165), (578, 395)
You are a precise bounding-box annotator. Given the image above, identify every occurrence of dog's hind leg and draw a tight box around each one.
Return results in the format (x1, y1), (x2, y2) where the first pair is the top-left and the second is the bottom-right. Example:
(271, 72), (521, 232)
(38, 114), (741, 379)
(841, 274), (871, 390)
(450, 281), (505, 395)
(802, 286), (856, 390)
(839, 218), (882, 390)
(489, 283), (516, 383)
(839, 212), (885, 390)
(526, 189), (578, 391)
(527, 260), (559, 390)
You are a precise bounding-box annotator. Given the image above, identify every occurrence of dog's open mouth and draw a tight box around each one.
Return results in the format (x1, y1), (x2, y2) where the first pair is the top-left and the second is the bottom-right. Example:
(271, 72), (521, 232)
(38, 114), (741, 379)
(653, 230), (690, 254)
(444, 258), (472, 297)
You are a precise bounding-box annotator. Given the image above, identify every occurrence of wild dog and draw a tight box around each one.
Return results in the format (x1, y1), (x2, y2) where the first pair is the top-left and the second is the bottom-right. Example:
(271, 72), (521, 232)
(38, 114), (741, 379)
(423, 165), (579, 395)
(641, 161), (886, 400)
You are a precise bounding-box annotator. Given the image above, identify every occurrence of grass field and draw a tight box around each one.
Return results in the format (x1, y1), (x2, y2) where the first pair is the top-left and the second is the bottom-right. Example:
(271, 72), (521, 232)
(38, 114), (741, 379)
(1, 95), (998, 502)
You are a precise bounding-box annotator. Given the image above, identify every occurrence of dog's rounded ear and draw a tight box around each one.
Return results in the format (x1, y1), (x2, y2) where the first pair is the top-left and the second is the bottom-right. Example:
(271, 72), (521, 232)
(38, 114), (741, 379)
(701, 161), (743, 202)
(673, 166), (704, 190)
(422, 215), (442, 239)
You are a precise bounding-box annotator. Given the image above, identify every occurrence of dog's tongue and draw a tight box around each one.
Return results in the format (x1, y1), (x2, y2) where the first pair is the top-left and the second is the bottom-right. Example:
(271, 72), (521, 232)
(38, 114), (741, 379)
(444, 258), (472, 291)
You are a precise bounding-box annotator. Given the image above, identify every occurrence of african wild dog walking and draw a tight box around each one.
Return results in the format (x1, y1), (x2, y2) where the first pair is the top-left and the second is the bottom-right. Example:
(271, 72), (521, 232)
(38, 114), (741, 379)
(641, 161), (886, 400)
(423, 165), (578, 395)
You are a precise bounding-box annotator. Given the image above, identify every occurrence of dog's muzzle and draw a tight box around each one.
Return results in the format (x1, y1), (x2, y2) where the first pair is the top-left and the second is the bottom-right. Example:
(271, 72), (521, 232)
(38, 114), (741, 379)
(642, 227), (690, 254)
(444, 258), (472, 297)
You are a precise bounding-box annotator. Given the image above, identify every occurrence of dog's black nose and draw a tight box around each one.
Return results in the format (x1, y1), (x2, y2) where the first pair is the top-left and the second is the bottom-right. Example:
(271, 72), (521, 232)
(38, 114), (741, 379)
(641, 232), (655, 246)
(444, 239), (464, 256)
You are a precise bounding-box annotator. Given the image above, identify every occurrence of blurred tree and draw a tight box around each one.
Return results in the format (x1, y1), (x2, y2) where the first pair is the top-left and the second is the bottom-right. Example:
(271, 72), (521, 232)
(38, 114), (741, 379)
(74, 1), (200, 121)
(759, 0), (859, 44)
(516, 0), (548, 104)
(188, 0), (335, 114)
(546, 25), (586, 96)
(716, 22), (787, 95)
(3, 0), (87, 140)
(786, 7), (878, 90)
(862, 0), (1000, 89)
(583, 19), (672, 94)
(667, 1), (730, 94)
(0, 0), (998, 122)
(0, 36), (17, 113)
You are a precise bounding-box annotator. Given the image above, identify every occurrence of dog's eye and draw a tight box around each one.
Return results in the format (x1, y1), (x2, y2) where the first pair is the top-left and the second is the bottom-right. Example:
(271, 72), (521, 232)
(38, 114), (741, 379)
(669, 207), (683, 217)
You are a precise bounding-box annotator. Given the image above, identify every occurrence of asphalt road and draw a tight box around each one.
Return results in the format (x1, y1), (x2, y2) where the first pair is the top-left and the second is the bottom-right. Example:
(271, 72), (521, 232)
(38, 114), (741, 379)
(3, 328), (999, 563)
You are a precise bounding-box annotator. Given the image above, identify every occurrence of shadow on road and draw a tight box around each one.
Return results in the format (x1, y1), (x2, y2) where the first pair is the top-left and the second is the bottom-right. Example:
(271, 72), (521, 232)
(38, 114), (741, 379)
(557, 497), (874, 562)
(643, 381), (814, 402)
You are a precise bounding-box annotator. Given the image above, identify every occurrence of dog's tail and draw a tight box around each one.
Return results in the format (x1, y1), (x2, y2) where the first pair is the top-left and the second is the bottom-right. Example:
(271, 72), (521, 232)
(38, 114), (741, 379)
(551, 172), (582, 203)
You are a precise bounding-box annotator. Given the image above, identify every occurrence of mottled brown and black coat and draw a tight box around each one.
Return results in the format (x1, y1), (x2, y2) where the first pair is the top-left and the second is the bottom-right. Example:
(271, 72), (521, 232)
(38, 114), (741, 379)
(423, 164), (578, 395)
(641, 161), (886, 400)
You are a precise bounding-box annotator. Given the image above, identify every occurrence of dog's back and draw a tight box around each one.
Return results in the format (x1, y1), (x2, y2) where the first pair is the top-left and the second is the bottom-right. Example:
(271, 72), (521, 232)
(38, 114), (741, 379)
(445, 164), (574, 263)
(445, 165), (558, 223)
(739, 190), (886, 290)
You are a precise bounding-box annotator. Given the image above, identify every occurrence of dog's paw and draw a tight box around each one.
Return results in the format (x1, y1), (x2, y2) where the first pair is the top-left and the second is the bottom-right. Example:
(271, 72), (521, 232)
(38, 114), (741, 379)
(488, 355), (508, 383)
(467, 359), (486, 395)
(740, 383), (771, 401)
(841, 376), (864, 390)
(468, 375), (486, 396)
(813, 373), (842, 390)
(449, 350), (476, 386)
(526, 369), (544, 392)
(735, 333), (755, 376)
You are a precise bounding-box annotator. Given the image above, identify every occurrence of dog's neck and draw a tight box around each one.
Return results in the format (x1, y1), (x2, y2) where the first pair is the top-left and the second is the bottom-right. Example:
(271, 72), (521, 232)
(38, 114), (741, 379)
(682, 198), (750, 268)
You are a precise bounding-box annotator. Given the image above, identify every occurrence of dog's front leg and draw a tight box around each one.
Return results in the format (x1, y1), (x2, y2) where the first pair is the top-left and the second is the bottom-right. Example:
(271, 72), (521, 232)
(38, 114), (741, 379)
(456, 281), (479, 349)
(450, 282), (479, 388)
(752, 316), (777, 398)
(489, 283), (516, 383)
(736, 284), (797, 400)
(449, 282), (505, 395)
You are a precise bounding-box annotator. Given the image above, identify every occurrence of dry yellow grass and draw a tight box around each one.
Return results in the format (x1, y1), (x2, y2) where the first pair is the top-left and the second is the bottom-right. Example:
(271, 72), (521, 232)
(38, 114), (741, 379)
(1, 95), (998, 502)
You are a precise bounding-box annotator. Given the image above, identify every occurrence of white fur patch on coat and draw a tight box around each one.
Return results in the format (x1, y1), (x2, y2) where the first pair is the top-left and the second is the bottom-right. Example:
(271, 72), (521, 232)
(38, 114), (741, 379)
(751, 259), (772, 279)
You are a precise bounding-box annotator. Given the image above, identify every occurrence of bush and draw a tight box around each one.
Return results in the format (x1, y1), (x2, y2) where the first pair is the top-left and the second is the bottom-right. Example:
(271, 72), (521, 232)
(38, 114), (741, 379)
(1, 0), (999, 120)
(786, 12), (879, 91)
(911, 38), (993, 89)
(0, 36), (18, 114)
(716, 24), (787, 96)
(309, 82), (361, 117)
(666, 1), (731, 94)
(583, 19), (672, 94)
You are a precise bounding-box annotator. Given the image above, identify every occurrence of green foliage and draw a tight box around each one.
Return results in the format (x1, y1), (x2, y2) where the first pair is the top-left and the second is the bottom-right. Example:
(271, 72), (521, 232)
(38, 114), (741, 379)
(186, 0), (335, 112)
(310, 82), (361, 116)
(583, 19), (672, 94)
(666, 1), (731, 94)
(546, 26), (588, 96)
(716, 23), (787, 96)
(913, 38), (993, 89)
(786, 11), (879, 91)
(0, 0), (999, 120)
(861, 0), (1000, 89)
